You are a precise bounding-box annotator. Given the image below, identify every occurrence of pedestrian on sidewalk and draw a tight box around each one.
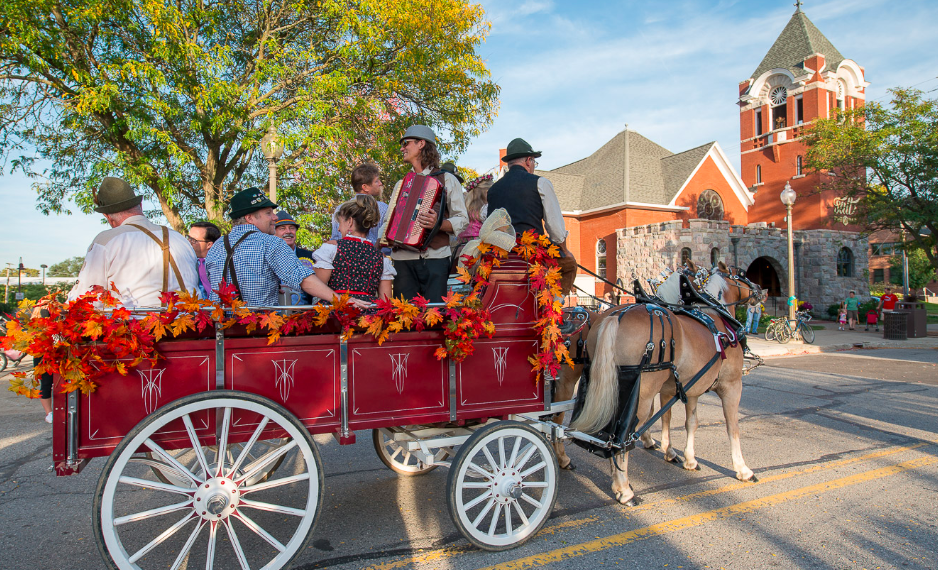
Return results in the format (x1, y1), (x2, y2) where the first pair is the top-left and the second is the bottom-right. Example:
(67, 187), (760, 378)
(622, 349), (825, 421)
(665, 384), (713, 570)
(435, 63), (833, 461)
(838, 305), (847, 330)
(745, 292), (763, 335)
(844, 291), (860, 330)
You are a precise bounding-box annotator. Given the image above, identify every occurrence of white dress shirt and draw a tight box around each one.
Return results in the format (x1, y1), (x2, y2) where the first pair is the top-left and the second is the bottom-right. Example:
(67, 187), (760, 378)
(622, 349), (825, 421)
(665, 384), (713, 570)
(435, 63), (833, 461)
(536, 177), (569, 244)
(378, 167), (469, 260)
(68, 215), (199, 308)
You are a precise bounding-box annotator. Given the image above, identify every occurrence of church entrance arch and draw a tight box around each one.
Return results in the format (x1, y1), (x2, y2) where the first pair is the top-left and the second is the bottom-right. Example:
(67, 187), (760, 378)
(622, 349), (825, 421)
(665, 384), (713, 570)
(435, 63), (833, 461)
(746, 256), (782, 297)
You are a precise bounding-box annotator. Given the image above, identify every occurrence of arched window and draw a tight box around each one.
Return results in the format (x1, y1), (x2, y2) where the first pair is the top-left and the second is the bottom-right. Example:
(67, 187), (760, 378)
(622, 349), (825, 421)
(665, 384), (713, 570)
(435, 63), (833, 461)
(836, 80), (846, 111)
(796, 155), (803, 176)
(756, 165), (762, 184)
(711, 247), (720, 267)
(696, 189), (724, 221)
(596, 239), (607, 278)
(681, 248), (692, 266)
(770, 85), (787, 129)
(836, 247), (854, 277)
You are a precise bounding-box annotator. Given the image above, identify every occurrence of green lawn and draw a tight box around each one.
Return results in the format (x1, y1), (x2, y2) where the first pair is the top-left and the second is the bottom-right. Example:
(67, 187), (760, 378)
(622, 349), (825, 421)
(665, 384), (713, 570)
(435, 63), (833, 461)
(926, 302), (938, 324)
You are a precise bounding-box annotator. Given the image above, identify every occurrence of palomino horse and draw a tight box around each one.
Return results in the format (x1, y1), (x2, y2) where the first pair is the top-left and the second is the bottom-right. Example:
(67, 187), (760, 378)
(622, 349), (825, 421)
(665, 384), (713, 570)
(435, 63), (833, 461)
(560, 263), (758, 505)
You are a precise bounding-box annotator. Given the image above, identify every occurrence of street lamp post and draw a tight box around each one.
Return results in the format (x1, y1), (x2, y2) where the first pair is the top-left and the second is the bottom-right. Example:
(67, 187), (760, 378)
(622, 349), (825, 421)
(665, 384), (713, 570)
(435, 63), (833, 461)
(260, 125), (285, 204)
(780, 182), (798, 322)
(17, 257), (24, 296)
(41, 264), (48, 287)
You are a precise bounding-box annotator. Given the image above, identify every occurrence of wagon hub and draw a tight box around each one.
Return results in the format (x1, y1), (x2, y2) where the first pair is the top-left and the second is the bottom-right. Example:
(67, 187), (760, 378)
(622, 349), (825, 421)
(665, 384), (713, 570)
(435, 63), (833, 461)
(495, 472), (523, 503)
(194, 476), (239, 520)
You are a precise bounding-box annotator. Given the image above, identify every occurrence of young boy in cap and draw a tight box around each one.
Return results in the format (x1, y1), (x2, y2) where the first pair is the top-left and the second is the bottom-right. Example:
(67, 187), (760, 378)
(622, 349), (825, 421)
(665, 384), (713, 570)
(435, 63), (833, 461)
(377, 125), (468, 302)
(330, 163), (389, 246)
(204, 187), (368, 308)
(69, 177), (198, 308)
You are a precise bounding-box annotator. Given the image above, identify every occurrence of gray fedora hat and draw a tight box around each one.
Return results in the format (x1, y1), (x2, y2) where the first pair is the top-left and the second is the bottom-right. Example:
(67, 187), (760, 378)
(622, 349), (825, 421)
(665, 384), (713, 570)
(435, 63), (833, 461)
(501, 138), (542, 162)
(93, 177), (144, 214)
(400, 125), (436, 146)
(274, 210), (300, 227)
(440, 161), (464, 183)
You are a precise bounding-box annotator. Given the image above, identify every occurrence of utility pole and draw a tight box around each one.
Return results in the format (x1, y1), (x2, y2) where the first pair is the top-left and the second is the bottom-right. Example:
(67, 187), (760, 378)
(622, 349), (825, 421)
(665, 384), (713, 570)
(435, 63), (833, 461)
(17, 257), (24, 300)
(41, 264), (48, 287)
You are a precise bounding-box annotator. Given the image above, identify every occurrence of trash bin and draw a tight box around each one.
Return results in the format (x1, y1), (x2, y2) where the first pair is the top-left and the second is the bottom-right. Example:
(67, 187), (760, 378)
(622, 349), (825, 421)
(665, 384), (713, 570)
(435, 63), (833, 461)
(895, 301), (928, 338)
(883, 311), (908, 341)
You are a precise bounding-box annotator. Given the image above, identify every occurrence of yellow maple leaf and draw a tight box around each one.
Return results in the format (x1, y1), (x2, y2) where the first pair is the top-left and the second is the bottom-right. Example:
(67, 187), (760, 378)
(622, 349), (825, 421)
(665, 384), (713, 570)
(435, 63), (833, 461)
(171, 314), (195, 336)
(423, 308), (443, 326)
(434, 346), (448, 360)
(456, 266), (472, 284)
(260, 312), (284, 331)
(267, 330), (282, 345)
(83, 320), (104, 339)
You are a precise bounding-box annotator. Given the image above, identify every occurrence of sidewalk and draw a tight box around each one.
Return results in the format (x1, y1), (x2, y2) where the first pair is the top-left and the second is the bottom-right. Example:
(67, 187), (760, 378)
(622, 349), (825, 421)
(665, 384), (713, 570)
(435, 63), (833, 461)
(744, 321), (938, 358)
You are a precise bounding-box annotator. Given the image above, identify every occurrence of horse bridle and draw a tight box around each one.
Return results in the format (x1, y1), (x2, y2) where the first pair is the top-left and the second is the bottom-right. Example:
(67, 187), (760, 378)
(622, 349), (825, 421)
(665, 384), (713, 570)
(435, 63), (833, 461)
(717, 270), (759, 307)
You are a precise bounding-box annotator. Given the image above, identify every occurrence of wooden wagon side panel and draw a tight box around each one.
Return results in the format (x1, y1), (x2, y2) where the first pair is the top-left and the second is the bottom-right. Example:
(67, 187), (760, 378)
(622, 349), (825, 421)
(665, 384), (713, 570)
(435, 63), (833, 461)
(53, 339), (217, 469)
(346, 332), (450, 430)
(224, 334), (341, 439)
(456, 338), (543, 419)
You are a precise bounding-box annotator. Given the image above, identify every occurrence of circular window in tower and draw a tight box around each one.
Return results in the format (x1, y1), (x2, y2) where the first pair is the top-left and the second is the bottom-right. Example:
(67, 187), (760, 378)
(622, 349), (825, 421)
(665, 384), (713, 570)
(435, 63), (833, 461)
(696, 189), (724, 221)
(770, 86), (788, 106)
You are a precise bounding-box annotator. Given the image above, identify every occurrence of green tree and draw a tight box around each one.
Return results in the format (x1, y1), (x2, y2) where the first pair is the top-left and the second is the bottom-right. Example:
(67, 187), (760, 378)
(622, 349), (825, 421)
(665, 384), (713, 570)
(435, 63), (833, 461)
(47, 256), (85, 277)
(805, 88), (938, 273)
(889, 249), (938, 290)
(0, 0), (498, 235)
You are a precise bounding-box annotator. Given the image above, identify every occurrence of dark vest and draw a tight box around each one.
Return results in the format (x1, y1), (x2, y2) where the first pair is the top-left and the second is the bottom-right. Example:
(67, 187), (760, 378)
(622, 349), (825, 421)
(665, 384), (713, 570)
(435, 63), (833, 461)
(328, 238), (384, 302)
(487, 165), (544, 235)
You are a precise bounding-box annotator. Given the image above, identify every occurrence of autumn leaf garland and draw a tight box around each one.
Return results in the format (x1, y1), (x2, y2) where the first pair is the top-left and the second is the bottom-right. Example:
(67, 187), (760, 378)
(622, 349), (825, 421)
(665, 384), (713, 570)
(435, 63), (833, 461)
(2, 231), (571, 397)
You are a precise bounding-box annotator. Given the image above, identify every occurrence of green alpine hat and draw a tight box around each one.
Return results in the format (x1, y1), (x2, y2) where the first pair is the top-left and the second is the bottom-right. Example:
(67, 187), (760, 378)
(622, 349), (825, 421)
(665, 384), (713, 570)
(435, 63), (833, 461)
(93, 177), (144, 214)
(229, 187), (277, 220)
(440, 161), (464, 183)
(501, 138), (542, 162)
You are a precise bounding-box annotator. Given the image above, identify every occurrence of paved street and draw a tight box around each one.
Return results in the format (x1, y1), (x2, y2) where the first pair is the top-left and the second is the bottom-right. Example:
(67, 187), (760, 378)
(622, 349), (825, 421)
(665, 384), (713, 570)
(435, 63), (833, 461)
(1, 347), (936, 570)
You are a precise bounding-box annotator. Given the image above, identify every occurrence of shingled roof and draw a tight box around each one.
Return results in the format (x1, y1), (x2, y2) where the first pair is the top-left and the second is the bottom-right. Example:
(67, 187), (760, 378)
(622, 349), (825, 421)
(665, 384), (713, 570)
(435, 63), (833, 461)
(537, 130), (716, 213)
(750, 9), (845, 81)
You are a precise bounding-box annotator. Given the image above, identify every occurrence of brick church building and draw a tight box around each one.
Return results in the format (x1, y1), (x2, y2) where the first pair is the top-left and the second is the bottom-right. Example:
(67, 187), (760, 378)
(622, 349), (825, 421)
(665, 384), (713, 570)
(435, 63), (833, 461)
(533, 5), (870, 311)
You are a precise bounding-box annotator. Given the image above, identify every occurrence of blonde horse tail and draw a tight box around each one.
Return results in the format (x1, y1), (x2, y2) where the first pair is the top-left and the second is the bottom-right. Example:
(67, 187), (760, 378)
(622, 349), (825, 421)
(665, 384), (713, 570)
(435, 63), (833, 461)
(570, 316), (621, 434)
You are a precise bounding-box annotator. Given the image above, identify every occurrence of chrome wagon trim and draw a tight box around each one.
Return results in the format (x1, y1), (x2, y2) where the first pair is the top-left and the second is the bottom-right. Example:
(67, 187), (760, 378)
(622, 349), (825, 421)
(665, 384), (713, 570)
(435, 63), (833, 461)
(340, 338), (350, 438)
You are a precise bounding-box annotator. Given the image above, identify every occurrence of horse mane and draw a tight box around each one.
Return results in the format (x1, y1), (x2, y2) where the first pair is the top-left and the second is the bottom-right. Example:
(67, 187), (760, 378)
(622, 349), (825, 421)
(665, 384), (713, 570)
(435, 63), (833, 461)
(655, 272), (682, 305)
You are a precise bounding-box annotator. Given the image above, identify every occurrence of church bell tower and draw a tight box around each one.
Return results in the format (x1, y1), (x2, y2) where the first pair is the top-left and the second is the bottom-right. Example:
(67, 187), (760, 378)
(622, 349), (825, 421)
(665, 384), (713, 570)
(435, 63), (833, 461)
(738, 3), (868, 230)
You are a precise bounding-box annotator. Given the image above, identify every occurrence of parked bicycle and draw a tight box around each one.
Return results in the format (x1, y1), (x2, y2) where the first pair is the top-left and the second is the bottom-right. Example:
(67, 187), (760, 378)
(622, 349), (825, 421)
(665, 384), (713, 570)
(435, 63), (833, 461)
(0, 314), (31, 373)
(764, 311), (815, 344)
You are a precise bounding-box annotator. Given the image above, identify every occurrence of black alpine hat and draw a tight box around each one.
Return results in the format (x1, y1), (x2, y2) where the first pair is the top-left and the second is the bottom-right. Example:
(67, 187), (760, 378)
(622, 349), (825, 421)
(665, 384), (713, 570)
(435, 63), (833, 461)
(501, 138), (542, 162)
(440, 161), (464, 183)
(229, 187), (277, 220)
(93, 177), (144, 214)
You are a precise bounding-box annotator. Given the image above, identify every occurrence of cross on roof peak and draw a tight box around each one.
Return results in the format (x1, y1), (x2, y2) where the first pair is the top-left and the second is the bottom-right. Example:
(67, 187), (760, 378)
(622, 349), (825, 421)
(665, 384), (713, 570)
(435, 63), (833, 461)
(794, 0), (804, 12)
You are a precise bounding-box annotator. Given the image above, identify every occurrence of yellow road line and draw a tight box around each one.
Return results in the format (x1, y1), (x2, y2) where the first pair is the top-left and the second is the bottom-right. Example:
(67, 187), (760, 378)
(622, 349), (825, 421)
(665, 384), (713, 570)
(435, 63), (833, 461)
(477, 455), (937, 570)
(366, 442), (928, 570)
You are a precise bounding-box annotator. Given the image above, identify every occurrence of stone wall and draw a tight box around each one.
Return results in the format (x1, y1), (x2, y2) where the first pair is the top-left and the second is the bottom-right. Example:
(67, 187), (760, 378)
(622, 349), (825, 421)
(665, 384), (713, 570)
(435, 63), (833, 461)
(615, 219), (869, 311)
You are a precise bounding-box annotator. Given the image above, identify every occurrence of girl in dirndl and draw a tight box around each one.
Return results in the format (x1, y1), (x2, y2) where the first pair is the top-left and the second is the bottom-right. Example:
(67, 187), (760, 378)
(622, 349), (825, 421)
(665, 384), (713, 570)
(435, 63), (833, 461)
(313, 194), (395, 302)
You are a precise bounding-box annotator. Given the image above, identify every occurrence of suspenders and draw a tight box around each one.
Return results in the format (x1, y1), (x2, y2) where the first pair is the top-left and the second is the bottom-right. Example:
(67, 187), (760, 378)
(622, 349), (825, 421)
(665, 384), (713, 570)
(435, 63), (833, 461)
(222, 231), (256, 300)
(127, 223), (187, 299)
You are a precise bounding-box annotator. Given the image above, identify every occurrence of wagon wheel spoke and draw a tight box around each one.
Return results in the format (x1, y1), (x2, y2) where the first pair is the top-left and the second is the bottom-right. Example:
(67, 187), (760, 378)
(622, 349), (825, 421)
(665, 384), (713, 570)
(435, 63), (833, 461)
(240, 472), (310, 495)
(233, 511), (286, 553)
(118, 475), (193, 496)
(464, 490), (493, 510)
(182, 413), (212, 479)
(513, 443), (537, 471)
(389, 446), (404, 460)
(461, 481), (491, 489)
(170, 519), (206, 570)
(520, 461), (547, 478)
(498, 437), (507, 470)
(114, 499), (193, 526)
(487, 503), (502, 536)
(508, 436), (521, 471)
(513, 499), (530, 527)
(471, 497), (496, 528)
(205, 520), (218, 570)
(239, 497), (306, 517)
(128, 512), (196, 564)
(144, 438), (202, 487)
(481, 446), (498, 474)
(235, 440), (298, 485)
(215, 407), (232, 477)
(228, 417), (270, 478)
(505, 502), (513, 535)
(467, 461), (495, 480)
(520, 493), (543, 509)
(521, 481), (549, 488)
(128, 456), (191, 484)
(223, 518), (251, 570)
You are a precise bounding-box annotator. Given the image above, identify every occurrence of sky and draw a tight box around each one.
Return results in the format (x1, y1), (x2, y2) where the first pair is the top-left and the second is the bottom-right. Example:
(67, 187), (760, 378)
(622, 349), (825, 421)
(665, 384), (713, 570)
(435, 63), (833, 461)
(2, 0), (937, 269)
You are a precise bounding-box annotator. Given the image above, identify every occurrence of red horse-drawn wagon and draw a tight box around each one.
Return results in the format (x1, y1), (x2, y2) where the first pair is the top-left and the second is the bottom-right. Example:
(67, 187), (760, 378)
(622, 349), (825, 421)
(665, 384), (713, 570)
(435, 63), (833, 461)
(49, 256), (583, 569)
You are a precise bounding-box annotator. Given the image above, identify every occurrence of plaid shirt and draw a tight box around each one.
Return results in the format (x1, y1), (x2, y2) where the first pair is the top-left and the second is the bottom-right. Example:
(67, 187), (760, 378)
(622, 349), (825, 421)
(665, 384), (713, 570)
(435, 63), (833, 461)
(205, 224), (314, 306)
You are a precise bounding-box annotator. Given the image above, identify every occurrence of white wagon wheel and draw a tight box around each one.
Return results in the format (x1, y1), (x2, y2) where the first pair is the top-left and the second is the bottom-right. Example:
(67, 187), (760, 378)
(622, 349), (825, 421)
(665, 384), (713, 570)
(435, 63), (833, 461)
(142, 438), (289, 488)
(92, 390), (323, 570)
(372, 428), (451, 476)
(446, 421), (558, 551)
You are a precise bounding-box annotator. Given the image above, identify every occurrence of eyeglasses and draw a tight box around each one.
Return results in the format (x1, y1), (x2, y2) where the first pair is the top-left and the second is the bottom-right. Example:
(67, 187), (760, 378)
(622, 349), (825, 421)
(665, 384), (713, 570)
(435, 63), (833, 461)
(400, 139), (416, 148)
(187, 235), (211, 244)
(528, 157), (538, 168)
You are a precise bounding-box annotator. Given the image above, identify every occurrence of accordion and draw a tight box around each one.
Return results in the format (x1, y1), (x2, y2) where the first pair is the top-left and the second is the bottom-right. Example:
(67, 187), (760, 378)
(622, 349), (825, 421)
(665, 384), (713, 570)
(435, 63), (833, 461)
(384, 172), (447, 251)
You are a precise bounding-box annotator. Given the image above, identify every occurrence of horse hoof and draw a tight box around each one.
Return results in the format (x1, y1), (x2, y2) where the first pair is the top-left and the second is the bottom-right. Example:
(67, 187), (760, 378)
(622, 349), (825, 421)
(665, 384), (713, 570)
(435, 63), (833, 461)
(623, 497), (639, 507)
(745, 474), (758, 483)
(668, 456), (682, 464)
(561, 462), (576, 471)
